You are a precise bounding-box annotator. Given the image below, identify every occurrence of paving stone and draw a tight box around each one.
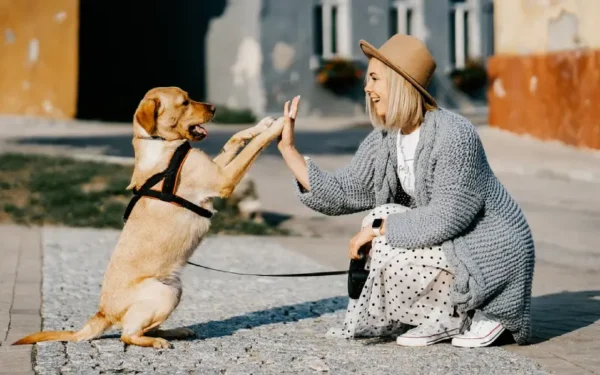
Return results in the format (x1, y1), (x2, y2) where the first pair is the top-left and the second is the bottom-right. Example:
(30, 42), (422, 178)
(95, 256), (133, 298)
(33, 227), (547, 375)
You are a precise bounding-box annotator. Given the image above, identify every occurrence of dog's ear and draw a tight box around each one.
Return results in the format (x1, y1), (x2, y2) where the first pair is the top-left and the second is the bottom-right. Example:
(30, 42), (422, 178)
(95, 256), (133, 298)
(134, 98), (159, 135)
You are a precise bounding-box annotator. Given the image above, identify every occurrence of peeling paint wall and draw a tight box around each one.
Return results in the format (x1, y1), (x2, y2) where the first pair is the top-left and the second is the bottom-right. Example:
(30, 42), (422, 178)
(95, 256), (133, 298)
(489, 0), (600, 149)
(0, 0), (78, 118)
(495, 0), (600, 54)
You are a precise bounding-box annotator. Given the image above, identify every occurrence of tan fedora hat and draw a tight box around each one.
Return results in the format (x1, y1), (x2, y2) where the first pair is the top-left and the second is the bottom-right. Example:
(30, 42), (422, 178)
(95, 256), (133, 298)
(360, 34), (437, 107)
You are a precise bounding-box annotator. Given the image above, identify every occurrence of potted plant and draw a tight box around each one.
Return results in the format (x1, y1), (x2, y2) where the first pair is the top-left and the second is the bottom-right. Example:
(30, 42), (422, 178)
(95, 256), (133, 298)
(449, 59), (488, 97)
(316, 57), (364, 94)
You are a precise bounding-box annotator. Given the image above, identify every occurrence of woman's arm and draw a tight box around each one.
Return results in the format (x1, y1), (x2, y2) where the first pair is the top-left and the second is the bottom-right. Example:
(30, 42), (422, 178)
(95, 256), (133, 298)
(277, 97), (377, 216)
(292, 134), (378, 216)
(384, 123), (485, 248)
(278, 145), (310, 191)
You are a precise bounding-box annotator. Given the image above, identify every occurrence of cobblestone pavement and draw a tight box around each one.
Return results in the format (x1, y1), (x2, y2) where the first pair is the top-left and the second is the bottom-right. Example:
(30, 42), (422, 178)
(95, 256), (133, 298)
(30, 228), (546, 375)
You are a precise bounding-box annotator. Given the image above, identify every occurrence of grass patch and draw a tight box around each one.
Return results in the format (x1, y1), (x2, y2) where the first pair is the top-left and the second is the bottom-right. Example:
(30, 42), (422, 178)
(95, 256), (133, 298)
(0, 153), (287, 235)
(212, 105), (257, 124)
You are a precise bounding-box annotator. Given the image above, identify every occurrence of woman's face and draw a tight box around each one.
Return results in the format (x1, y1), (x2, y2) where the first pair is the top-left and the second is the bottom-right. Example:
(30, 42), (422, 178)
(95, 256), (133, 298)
(364, 59), (389, 118)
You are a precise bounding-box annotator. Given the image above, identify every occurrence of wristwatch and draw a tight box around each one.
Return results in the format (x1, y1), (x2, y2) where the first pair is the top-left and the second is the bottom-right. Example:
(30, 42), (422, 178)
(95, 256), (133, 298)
(372, 218), (383, 237)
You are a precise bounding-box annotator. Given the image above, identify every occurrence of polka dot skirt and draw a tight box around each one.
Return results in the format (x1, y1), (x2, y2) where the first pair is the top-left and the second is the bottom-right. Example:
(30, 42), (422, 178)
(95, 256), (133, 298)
(327, 204), (464, 339)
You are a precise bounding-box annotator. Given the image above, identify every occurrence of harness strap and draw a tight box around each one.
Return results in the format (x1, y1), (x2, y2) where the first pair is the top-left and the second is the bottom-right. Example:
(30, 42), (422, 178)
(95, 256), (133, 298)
(123, 142), (213, 223)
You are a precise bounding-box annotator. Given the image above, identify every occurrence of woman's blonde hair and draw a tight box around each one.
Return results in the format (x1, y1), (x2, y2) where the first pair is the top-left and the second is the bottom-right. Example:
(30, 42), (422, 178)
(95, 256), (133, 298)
(366, 59), (437, 131)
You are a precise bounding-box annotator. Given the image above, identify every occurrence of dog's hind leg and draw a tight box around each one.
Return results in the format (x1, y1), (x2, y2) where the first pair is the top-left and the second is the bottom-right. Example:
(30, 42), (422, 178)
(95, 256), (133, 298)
(120, 279), (181, 349)
(213, 117), (275, 167)
(120, 302), (172, 349)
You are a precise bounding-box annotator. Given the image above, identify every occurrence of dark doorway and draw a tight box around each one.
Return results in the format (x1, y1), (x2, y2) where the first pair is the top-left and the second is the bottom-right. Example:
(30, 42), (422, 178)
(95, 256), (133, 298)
(76, 0), (227, 122)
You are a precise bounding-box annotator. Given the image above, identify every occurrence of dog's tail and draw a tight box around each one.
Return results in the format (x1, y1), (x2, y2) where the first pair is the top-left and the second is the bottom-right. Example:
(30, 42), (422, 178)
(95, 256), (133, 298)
(12, 312), (111, 345)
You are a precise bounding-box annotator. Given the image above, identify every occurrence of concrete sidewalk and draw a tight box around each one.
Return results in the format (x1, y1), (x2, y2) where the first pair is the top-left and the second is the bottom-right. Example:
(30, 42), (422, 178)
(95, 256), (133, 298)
(1, 226), (598, 374)
(0, 225), (41, 375)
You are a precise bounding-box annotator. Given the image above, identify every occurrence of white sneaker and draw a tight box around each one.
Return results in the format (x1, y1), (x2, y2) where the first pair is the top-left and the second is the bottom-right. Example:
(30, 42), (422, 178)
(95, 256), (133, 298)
(451, 310), (505, 348)
(396, 324), (460, 347)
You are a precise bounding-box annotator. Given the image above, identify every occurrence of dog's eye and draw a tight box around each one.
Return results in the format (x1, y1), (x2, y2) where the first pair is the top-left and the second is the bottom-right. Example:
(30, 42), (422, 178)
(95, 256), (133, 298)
(182, 100), (190, 106)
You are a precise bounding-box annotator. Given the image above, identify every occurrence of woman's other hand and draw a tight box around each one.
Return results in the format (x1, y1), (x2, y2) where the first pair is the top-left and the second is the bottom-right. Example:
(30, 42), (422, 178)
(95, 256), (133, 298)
(349, 226), (377, 260)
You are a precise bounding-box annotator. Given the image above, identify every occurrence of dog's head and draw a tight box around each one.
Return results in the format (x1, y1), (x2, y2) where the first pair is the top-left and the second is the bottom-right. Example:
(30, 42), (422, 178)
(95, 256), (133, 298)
(133, 87), (215, 141)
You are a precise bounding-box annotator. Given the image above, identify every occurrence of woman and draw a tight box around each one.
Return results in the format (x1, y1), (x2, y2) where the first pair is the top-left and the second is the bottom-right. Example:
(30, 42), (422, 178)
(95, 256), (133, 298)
(278, 34), (535, 348)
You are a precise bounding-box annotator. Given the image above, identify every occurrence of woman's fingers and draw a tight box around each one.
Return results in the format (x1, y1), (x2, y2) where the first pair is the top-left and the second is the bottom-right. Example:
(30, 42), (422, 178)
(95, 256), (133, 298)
(284, 100), (290, 117)
(289, 96), (301, 120)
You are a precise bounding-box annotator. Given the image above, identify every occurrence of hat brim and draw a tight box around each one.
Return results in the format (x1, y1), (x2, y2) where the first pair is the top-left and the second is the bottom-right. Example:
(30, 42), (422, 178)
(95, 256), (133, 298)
(360, 39), (437, 108)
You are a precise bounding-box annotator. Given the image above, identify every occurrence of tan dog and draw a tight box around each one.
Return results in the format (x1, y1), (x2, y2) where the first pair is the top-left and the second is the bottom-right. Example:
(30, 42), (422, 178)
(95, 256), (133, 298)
(13, 87), (298, 349)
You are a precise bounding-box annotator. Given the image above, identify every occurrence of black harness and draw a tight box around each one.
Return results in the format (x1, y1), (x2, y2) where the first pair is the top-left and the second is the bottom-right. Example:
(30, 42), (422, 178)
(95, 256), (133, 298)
(123, 141), (213, 223)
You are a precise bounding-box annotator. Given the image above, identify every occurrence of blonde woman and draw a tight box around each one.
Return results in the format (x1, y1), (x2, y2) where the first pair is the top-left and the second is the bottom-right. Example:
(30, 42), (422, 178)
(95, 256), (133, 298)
(278, 35), (534, 348)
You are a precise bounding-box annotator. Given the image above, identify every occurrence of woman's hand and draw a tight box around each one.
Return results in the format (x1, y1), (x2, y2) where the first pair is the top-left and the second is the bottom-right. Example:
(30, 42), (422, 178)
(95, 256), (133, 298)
(349, 226), (377, 260)
(277, 96), (310, 190)
(278, 96), (300, 151)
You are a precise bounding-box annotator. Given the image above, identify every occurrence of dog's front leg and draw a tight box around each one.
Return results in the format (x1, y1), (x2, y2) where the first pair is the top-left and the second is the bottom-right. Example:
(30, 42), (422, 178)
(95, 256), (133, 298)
(213, 117), (275, 168)
(217, 117), (287, 197)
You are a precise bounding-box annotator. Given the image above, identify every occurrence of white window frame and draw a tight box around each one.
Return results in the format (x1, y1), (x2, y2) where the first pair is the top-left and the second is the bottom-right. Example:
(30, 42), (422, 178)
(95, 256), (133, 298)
(451, 0), (482, 69)
(315, 0), (352, 59)
(391, 0), (417, 36)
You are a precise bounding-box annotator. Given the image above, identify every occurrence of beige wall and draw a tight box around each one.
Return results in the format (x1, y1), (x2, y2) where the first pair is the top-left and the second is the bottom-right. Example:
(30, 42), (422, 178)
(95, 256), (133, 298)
(0, 0), (78, 118)
(495, 0), (600, 55)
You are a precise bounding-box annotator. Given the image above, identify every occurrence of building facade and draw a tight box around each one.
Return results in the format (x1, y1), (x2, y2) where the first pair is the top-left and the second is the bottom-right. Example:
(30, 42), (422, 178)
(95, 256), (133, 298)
(206, 0), (495, 117)
(0, 0), (494, 120)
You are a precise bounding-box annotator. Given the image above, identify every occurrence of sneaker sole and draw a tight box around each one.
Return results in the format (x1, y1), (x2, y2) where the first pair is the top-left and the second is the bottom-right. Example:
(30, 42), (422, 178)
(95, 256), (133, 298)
(396, 329), (460, 347)
(451, 325), (505, 348)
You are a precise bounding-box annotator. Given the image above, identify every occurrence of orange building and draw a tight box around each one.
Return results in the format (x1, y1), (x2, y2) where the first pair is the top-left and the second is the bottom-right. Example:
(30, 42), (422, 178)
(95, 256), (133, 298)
(0, 0), (78, 118)
(488, 0), (600, 150)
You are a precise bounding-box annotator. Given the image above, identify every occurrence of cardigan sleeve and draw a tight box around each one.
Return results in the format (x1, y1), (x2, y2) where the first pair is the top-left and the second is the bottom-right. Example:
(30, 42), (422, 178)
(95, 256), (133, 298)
(385, 124), (485, 248)
(293, 130), (379, 216)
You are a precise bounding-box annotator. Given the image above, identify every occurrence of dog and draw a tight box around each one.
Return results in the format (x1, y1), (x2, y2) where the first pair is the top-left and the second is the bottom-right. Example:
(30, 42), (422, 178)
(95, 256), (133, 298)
(13, 87), (297, 349)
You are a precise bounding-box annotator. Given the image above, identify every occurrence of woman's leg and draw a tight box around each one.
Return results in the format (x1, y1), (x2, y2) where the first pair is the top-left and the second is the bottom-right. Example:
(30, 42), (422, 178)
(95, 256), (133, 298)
(328, 204), (462, 341)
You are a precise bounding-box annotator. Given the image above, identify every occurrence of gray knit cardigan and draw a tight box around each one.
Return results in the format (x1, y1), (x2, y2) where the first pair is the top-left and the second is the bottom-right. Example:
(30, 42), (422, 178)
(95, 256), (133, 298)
(295, 108), (535, 344)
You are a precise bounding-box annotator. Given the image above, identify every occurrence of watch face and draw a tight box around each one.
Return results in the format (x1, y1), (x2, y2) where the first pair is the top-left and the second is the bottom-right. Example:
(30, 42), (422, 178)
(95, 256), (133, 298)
(372, 218), (383, 228)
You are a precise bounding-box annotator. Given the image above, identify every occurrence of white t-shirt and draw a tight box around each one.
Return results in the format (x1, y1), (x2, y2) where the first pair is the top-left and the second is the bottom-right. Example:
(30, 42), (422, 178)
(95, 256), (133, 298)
(396, 127), (421, 198)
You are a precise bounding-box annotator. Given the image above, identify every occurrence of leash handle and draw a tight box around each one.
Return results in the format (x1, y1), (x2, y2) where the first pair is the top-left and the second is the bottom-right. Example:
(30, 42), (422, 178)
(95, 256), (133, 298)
(186, 261), (348, 277)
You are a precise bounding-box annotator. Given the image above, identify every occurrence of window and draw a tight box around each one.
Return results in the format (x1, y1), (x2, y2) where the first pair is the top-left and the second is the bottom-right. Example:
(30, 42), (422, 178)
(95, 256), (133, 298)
(449, 0), (480, 69)
(313, 0), (351, 58)
(390, 1), (416, 37)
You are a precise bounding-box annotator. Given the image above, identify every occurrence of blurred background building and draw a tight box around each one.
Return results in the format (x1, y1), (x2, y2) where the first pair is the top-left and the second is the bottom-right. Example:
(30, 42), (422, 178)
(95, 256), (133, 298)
(0, 0), (597, 149)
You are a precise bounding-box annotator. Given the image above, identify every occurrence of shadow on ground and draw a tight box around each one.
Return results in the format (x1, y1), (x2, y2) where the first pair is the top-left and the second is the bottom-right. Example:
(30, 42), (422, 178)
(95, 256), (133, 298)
(96, 291), (598, 345)
(180, 290), (600, 343)
(15, 128), (372, 158)
(529, 290), (600, 344)
(186, 296), (347, 340)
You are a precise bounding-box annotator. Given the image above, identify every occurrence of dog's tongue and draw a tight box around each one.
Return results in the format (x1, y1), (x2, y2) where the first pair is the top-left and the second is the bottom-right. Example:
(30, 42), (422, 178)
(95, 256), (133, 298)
(190, 125), (208, 139)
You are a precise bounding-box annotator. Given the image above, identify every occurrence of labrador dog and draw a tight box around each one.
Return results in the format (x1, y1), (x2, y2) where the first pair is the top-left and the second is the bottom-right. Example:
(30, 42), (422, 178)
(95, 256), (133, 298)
(13, 87), (299, 349)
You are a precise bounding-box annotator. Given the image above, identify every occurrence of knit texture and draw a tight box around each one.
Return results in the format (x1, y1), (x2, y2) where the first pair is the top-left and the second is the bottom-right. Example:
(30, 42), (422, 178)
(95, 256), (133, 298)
(295, 108), (535, 344)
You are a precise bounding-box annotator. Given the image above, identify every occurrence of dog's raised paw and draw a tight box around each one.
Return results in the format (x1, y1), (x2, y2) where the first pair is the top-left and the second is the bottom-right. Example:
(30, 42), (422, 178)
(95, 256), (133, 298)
(256, 116), (276, 131)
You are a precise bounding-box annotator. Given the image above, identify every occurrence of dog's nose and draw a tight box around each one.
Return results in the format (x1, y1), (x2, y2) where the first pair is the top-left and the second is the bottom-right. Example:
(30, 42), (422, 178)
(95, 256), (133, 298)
(208, 104), (216, 113)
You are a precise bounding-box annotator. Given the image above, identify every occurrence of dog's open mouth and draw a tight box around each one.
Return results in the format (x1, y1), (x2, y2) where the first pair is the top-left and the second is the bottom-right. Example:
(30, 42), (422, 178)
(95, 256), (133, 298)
(189, 124), (208, 140)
